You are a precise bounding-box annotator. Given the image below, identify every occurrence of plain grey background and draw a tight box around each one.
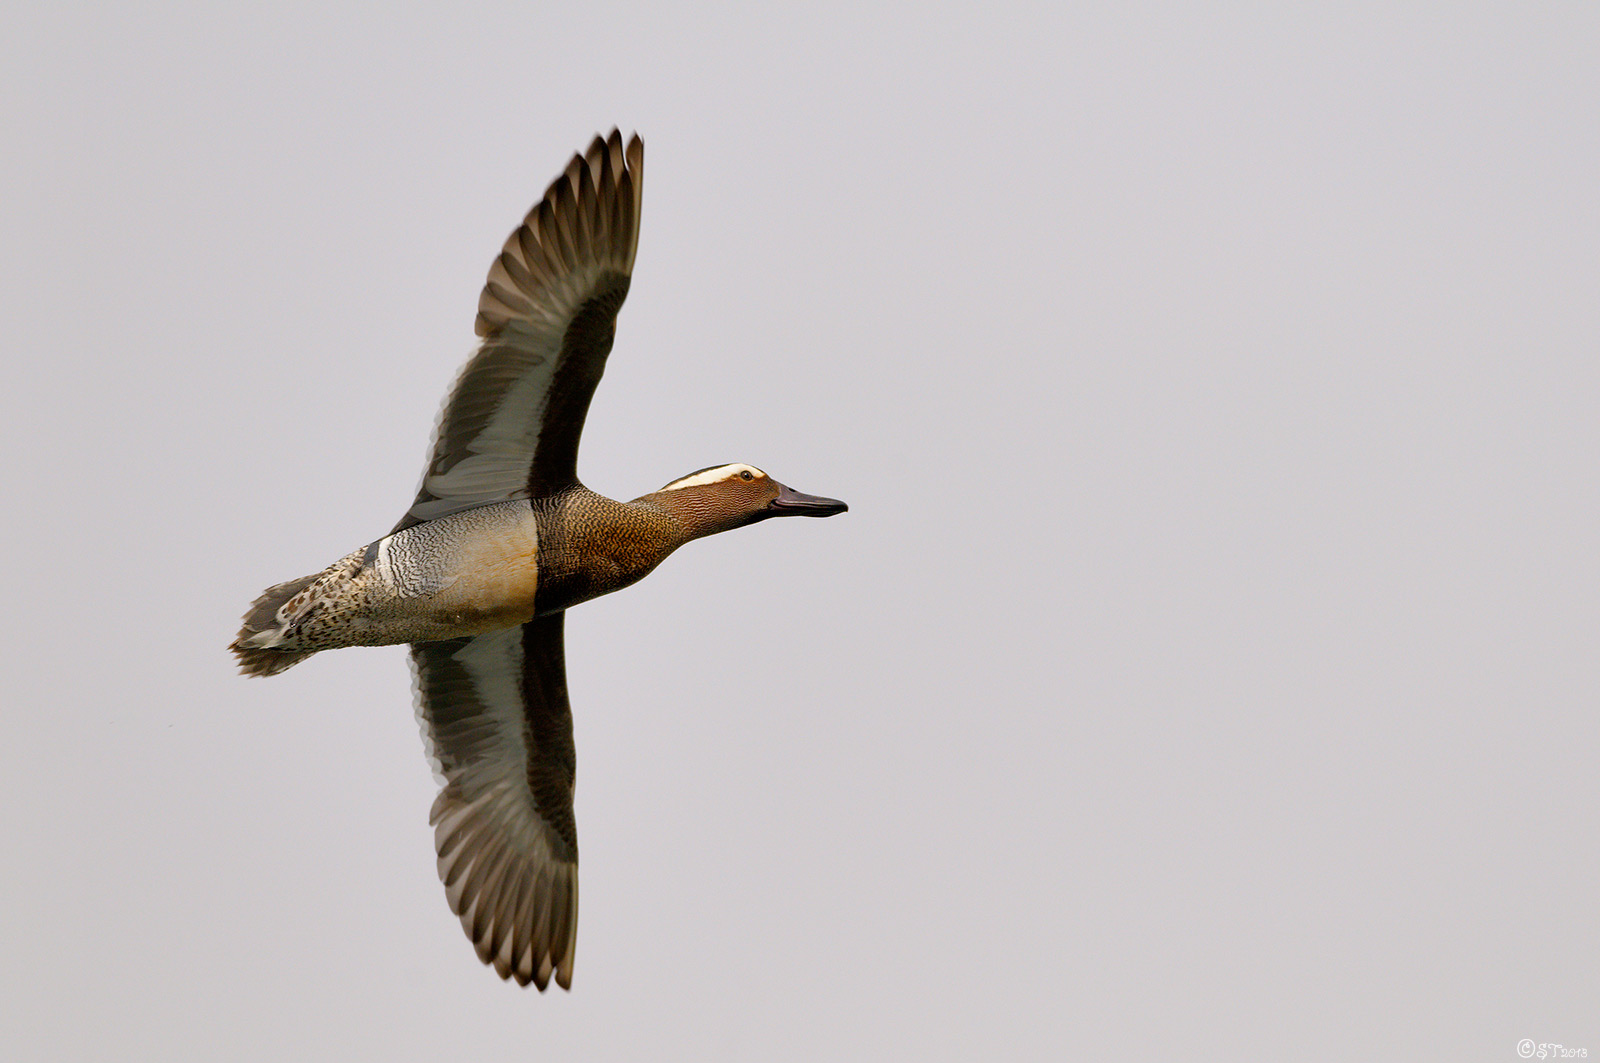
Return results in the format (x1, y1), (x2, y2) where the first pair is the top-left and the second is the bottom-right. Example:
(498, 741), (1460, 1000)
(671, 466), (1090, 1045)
(2, 3), (1595, 1060)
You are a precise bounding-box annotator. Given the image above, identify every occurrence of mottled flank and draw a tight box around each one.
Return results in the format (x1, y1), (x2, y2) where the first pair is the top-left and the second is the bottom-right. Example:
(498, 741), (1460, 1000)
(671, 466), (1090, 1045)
(230, 501), (543, 674)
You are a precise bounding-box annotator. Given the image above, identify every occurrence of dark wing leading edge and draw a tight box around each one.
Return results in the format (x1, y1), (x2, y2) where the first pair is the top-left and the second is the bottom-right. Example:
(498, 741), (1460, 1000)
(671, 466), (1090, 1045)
(411, 614), (579, 990)
(395, 131), (644, 532)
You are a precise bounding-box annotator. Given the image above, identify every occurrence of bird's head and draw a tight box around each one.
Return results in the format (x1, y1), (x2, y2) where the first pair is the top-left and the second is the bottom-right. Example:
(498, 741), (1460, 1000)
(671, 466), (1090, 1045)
(649, 463), (848, 537)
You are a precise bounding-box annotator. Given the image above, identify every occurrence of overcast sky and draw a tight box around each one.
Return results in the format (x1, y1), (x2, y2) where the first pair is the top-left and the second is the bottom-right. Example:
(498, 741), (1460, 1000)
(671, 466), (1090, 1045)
(3, 3), (1596, 1060)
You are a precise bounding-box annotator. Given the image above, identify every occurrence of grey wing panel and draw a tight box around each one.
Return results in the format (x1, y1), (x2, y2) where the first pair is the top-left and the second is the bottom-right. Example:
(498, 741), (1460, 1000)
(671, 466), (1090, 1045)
(410, 614), (578, 990)
(397, 334), (564, 530)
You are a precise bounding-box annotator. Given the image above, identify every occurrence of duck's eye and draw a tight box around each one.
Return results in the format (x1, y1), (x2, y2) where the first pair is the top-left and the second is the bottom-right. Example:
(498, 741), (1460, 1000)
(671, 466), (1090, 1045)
(740, 470), (754, 481)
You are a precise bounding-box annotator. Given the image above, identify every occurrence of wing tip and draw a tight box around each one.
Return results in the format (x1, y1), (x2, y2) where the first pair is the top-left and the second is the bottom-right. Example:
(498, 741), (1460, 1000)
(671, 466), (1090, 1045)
(426, 774), (579, 993)
(473, 128), (644, 340)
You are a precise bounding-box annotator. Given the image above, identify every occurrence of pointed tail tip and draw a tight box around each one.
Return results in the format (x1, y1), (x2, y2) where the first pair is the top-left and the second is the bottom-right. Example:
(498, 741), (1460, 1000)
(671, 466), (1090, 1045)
(233, 572), (323, 677)
(230, 638), (314, 678)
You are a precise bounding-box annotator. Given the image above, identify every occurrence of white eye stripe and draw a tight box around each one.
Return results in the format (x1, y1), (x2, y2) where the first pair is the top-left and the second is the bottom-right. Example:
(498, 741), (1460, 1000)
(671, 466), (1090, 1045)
(660, 463), (765, 491)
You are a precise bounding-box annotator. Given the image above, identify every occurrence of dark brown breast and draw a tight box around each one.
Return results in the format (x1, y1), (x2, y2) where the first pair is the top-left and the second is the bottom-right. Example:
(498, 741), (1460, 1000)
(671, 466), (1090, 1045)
(531, 486), (684, 614)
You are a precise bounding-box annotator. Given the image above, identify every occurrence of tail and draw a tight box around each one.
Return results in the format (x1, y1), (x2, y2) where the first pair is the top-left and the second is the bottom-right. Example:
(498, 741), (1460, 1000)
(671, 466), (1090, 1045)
(231, 574), (320, 677)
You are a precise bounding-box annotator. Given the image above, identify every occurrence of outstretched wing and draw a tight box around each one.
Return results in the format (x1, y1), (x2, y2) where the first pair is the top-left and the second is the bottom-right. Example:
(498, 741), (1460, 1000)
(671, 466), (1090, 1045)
(410, 614), (579, 990)
(396, 131), (644, 532)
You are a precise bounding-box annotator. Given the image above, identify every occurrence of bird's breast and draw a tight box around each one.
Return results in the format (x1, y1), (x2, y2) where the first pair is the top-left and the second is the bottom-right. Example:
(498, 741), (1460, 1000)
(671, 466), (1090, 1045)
(530, 494), (679, 615)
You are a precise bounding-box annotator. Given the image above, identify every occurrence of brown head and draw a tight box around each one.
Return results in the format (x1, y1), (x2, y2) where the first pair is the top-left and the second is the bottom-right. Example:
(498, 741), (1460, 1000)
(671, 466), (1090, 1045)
(637, 463), (847, 541)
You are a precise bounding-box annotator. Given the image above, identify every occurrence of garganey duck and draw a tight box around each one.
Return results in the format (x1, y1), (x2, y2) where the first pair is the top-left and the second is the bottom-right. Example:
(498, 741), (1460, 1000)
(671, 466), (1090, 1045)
(230, 131), (846, 991)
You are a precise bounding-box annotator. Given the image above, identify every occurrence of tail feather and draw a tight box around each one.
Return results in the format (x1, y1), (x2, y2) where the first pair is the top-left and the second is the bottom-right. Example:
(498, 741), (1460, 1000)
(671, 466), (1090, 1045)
(231, 574), (320, 677)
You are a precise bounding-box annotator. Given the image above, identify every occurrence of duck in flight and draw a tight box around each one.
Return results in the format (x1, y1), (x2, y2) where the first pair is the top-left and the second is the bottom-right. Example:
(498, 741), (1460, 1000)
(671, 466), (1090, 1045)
(230, 131), (847, 991)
